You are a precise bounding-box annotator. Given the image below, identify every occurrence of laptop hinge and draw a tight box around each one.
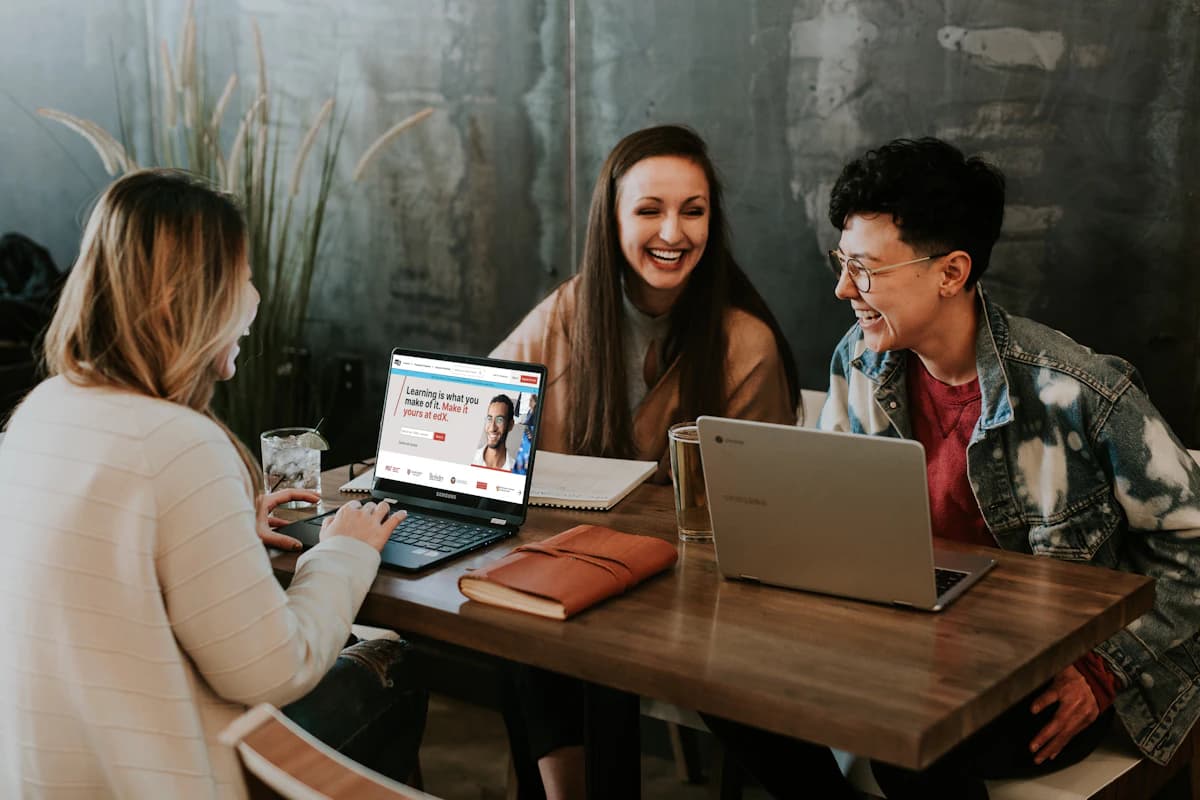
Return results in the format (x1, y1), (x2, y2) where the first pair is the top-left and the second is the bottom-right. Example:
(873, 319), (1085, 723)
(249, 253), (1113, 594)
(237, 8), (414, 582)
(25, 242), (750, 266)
(490, 518), (507, 526)
(739, 574), (761, 583)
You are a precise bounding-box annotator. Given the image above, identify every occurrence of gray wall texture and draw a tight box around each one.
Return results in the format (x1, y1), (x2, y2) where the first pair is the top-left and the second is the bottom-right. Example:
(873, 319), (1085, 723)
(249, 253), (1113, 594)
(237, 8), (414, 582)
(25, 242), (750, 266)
(3, 0), (1199, 454)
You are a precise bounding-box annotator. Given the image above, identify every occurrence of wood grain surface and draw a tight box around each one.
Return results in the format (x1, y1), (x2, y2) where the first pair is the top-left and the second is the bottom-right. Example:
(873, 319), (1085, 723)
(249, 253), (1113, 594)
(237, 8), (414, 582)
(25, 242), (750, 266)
(271, 464), (1154, 769)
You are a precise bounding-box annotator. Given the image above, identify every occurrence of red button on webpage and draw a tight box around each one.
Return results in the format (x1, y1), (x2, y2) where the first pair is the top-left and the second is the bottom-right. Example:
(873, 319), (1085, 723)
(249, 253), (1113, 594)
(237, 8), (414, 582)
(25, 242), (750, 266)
(476, 481), (488, 490)
(433, 432), (446, 441)
(519, 375), (538, 385)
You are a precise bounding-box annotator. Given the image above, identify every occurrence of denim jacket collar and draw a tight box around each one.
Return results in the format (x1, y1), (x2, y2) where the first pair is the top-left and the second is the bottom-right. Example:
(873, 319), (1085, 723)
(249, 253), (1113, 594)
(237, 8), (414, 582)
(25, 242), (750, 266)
(849, 286), (1015, 435)
(973, 288), (1015, 432)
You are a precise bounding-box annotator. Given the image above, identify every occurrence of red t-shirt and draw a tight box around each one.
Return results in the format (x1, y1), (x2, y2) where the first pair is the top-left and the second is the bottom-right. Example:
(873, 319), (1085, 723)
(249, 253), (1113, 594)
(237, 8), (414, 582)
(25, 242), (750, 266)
(906, 352), (1121, 709)
(906, 353), (992, 547)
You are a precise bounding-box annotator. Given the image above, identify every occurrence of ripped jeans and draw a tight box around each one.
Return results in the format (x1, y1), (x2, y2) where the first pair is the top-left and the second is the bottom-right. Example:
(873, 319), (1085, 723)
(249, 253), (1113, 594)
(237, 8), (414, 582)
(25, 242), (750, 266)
(282, 636), (428, 783)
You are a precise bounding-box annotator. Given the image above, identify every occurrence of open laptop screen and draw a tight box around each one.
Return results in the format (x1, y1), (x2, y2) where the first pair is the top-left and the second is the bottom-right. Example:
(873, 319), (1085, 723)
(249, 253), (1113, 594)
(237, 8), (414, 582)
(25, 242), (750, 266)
(372, 349), (545, 522)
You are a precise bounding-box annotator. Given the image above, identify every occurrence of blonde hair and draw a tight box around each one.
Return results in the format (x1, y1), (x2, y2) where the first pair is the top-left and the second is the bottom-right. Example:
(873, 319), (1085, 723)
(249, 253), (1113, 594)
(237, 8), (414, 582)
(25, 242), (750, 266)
(43, 169), (263, 493)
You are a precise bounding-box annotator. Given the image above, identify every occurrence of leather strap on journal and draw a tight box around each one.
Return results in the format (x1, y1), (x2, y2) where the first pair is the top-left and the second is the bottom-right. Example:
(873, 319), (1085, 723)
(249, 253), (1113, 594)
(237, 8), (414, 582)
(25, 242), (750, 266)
(510, 542), (637, 589)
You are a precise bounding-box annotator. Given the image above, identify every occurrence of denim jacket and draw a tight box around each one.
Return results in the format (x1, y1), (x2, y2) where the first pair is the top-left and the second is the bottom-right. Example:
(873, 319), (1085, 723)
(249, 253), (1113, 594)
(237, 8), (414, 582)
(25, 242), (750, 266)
(818, 287), (1200, 764)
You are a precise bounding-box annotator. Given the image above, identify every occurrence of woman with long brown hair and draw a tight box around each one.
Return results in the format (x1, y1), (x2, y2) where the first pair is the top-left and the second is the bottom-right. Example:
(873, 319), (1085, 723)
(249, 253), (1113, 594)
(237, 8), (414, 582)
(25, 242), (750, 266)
(0, 169), (425, 797)
(493, 123), (798, 482)
(493, 125), (798, 798)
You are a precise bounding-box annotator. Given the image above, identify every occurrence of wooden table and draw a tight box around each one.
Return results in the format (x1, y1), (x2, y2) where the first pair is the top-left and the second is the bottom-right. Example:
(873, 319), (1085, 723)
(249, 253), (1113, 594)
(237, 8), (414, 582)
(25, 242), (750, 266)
(273, 464), (1153, 777)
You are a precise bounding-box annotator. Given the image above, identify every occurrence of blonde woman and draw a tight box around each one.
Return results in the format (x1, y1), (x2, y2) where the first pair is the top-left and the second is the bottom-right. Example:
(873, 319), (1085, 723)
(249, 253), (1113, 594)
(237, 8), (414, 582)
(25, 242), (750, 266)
(0, 170), (425, 798)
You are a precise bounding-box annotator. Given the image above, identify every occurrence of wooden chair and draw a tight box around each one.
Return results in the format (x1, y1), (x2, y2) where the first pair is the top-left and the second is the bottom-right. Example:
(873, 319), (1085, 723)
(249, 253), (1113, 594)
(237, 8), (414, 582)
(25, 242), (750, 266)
(351, 623), (401, 643)
(641, 699), (710, 784)
(220, 703), (440, 800)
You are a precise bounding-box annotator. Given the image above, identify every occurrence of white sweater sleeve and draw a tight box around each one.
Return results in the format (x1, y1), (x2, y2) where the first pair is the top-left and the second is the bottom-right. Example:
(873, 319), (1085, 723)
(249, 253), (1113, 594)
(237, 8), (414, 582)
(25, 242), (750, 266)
(151, 417), (381, 707)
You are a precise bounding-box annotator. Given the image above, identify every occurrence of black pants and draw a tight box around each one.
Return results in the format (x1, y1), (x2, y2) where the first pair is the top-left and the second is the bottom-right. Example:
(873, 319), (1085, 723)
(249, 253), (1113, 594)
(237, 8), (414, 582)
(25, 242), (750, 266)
(282, 637), (429, 783)
(506, 665), (585, 759)
(501, 662), (586, 800)
(701, 714), (862, 800)
(871, 700), (1114, 799)
(503, 664), (645, 800)
(703, 687), (1114, 800)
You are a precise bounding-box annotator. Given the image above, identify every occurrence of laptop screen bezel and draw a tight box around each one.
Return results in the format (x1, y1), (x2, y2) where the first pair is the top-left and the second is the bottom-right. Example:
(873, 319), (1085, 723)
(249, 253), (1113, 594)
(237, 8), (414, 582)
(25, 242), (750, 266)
(368, 347), (547, 526)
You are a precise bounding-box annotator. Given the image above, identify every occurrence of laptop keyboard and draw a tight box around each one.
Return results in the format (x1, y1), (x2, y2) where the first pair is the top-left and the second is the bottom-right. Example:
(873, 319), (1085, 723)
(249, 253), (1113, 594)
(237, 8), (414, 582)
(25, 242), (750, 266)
(935, 567), (969, 597)
(386, 510), (499, 553)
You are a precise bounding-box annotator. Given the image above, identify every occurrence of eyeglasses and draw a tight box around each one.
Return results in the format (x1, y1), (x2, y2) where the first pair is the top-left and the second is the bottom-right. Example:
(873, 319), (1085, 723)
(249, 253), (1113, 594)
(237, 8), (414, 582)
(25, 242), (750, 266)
(827, 250), (949, 293)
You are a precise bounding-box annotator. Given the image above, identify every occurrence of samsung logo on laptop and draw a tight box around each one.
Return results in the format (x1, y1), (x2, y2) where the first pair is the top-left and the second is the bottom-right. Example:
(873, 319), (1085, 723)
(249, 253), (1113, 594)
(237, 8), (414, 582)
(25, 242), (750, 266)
(723, 494), (767, 507)
(435, 491), (457, 500)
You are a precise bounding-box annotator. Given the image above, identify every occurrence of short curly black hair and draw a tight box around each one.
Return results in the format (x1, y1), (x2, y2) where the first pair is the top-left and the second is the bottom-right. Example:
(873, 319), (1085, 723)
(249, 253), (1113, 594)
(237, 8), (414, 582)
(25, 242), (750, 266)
(488, 394), (515, 427)
(828, 138), (1005, 287)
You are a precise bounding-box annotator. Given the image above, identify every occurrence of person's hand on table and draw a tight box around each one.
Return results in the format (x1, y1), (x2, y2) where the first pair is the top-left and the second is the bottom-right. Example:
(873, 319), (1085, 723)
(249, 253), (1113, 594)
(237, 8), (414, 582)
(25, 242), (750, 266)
(1028, 664), (1099, 764)
(256, 489), (321, 550)
(320, 499), (407, 553)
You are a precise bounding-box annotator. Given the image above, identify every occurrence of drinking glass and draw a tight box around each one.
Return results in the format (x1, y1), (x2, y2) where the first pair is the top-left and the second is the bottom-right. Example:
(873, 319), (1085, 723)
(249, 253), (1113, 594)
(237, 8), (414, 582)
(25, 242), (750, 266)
(668, 422), (712, 542)
(260, 427), (322, 508)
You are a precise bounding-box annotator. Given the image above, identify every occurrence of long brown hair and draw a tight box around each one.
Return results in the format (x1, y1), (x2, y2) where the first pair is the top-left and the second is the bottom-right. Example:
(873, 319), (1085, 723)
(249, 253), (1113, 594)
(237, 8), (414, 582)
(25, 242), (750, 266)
(42, 169), (263, 493)
(567, 125), (798, 458)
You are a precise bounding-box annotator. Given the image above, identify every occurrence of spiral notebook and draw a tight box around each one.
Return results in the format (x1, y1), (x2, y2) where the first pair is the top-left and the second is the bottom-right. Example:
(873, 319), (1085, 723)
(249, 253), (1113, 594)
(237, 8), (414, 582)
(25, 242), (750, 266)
(339, 451), (656, 511)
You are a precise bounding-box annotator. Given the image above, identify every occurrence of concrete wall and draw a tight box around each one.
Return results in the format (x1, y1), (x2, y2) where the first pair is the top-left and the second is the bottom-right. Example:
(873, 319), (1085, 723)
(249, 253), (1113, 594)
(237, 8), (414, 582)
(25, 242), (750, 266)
(3, 0), (1198, 452)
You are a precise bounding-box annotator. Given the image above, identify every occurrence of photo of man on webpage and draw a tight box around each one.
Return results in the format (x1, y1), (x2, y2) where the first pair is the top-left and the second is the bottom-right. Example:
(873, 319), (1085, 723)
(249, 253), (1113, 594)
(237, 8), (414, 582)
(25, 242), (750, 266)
(473, 395), (515, 471)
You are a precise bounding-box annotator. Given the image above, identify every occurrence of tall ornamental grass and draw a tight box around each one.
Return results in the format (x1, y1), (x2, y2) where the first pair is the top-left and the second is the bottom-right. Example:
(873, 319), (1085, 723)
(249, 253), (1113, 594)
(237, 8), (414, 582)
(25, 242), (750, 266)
(39, 1), (432, 445)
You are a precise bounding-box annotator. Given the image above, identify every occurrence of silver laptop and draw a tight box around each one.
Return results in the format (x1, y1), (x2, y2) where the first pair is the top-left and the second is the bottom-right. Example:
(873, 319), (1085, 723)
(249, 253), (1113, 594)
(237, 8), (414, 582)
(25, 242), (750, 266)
(697, 417), (995, 611)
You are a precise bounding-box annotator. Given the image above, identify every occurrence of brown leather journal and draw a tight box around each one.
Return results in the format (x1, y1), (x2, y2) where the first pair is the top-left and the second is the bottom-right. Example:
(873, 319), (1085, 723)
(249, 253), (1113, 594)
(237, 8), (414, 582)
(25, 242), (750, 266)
(457, 524), (678, 619)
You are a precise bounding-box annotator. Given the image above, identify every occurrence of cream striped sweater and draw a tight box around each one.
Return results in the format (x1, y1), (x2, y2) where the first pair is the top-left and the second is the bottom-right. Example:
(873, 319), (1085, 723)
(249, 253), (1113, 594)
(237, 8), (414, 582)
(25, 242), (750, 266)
(0, 377), (381, 798)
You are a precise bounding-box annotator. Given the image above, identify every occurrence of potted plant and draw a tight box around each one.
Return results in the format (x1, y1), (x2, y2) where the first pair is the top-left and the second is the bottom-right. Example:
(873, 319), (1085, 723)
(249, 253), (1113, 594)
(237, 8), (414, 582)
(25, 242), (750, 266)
(38, 3), (431, 446)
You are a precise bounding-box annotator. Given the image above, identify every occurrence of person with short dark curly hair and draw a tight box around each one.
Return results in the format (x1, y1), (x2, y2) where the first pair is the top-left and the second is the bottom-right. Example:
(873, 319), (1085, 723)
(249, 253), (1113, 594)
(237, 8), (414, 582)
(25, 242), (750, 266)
(827, 136), (1005, 287)
(704, 137), (1200, 799)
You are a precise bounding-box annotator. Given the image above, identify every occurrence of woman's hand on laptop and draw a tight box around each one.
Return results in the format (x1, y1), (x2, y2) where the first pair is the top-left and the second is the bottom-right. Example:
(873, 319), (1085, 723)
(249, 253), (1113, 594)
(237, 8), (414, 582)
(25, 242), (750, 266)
(320, 500), (407, 552)
(256, 489), (321, 550)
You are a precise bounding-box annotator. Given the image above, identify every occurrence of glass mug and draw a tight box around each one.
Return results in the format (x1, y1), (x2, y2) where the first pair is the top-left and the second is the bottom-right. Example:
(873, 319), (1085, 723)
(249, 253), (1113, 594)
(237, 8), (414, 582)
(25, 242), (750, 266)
(668, 422), (712, 542)
(260, 427), (322, 508)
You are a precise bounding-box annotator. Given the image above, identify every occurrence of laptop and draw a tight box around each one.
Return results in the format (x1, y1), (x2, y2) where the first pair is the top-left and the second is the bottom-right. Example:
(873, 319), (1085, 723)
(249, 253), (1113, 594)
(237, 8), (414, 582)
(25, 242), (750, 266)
(696, 417), (995, 611)
(279, 348), (547, 571)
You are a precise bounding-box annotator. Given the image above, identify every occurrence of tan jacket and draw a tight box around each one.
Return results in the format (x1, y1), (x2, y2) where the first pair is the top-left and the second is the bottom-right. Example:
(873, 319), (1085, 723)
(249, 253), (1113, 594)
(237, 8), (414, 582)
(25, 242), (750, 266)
(491, 277), (797, 482)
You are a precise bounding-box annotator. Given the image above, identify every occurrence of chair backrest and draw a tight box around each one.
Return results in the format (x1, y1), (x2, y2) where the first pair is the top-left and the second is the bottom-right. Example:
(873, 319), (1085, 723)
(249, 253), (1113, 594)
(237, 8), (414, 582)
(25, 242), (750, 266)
(220, 704), (438, 800)
(799, 389), (827, 429)
(796, 398), (1200, 465)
